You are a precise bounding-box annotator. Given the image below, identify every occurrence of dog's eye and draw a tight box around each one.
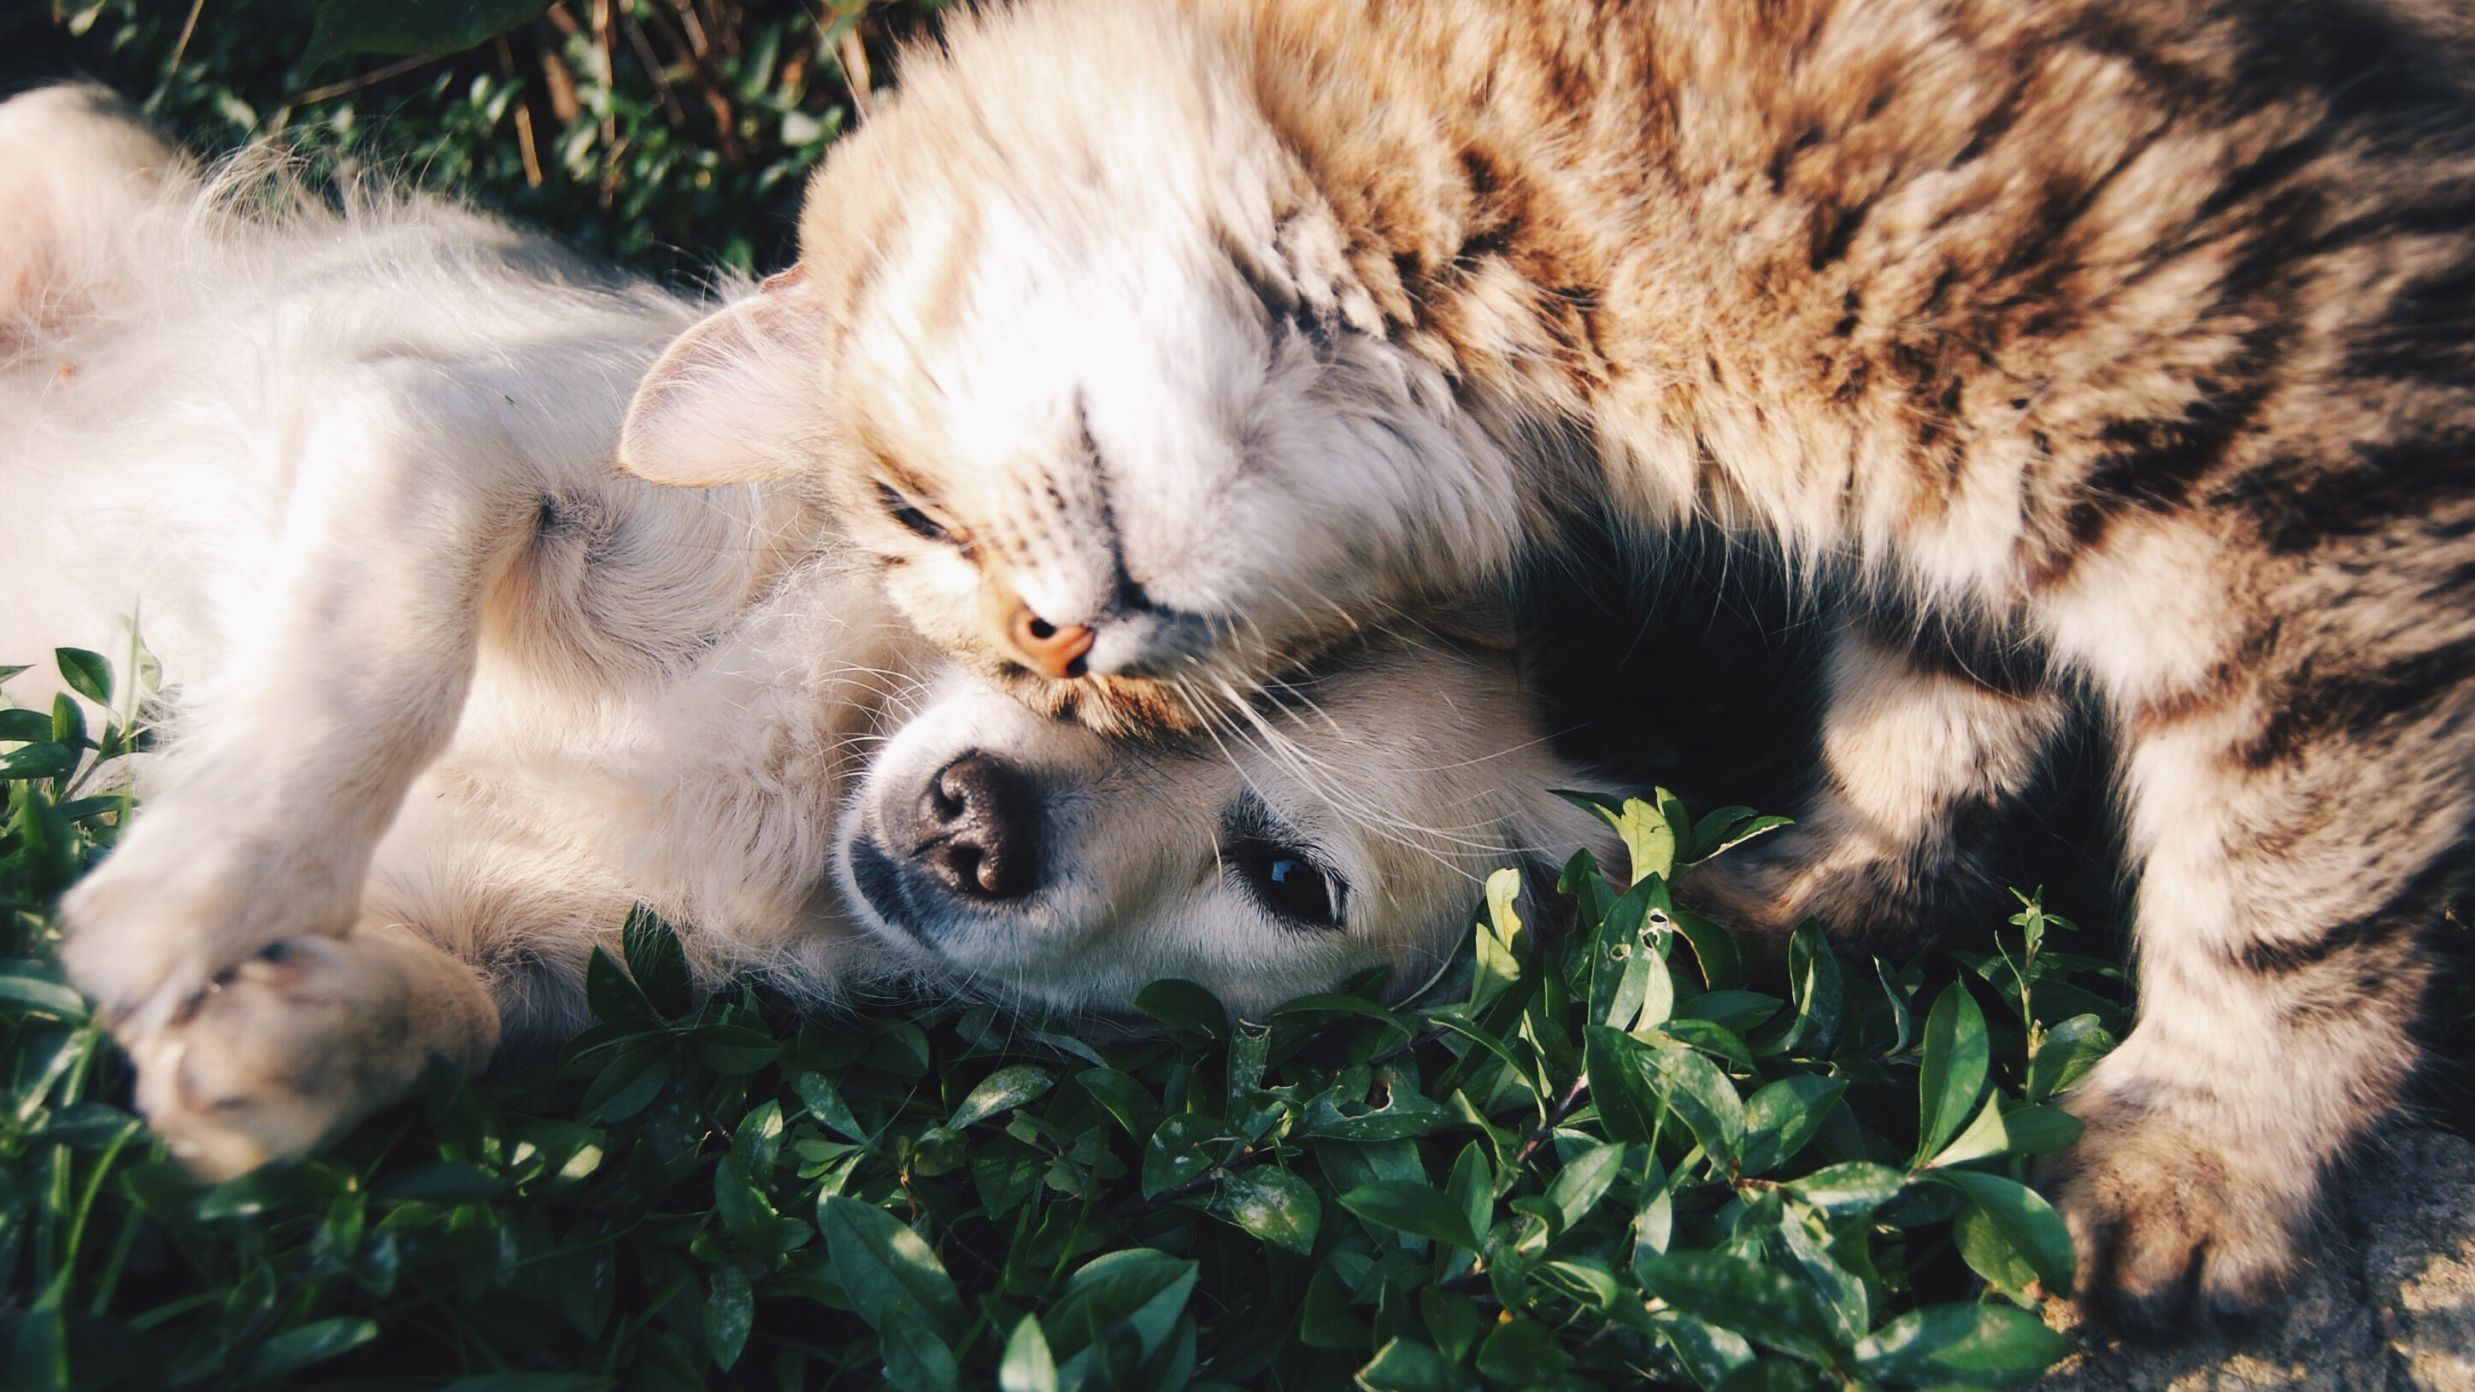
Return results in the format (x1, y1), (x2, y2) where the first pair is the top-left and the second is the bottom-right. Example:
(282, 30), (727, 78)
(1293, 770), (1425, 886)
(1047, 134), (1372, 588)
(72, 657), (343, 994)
(1232, 837), (1345, 931)
(876, 482), (952, 543)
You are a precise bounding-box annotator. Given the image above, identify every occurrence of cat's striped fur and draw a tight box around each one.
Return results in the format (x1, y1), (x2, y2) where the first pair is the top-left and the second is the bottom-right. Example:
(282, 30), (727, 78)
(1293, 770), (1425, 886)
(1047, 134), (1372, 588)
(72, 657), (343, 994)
(621, 0), (2475, 1328)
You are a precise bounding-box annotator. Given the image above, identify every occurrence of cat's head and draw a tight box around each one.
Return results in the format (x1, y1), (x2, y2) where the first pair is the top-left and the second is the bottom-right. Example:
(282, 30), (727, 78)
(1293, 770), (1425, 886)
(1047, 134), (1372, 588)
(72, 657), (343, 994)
(832, 632), (1619, 1019)
(619, 0), (1531, 734)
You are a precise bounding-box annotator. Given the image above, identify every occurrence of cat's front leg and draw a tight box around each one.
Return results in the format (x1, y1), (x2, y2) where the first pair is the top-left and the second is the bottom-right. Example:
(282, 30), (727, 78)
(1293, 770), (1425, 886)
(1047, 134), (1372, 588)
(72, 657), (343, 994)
(58, 367), (535, 1039)
(130, 921), (499, 1179)
(1681, 618), (2067, 954)
(2047, 676), (2456, 1330)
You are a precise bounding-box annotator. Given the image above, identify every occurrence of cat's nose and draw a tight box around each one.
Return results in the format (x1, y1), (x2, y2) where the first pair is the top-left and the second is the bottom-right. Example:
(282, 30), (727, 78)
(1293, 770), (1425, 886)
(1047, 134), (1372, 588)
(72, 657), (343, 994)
(1006, 603), (1095, 680)
(913, 751), (1040, 899)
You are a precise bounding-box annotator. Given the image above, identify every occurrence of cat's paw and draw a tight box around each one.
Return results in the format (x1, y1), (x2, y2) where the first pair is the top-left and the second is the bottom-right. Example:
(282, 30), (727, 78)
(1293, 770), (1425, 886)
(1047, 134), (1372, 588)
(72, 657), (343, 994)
(2044, 1073), (2314, 1336)
(126, 936), (434, 1180)
(1679, 826), (1994, 959)
(58, 815), (360, 1039)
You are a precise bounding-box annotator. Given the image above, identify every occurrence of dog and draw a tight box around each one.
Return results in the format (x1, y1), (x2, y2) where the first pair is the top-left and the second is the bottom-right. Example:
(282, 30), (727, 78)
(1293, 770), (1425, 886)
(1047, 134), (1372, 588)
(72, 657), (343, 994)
(0, 86), (1614, 1178)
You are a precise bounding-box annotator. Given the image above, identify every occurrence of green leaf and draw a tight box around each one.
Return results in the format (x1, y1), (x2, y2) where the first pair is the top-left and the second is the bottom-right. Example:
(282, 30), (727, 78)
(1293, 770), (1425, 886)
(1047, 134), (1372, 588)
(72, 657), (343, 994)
(375, 1162), (505, 1204)
(54, 649), (109, 706)
(1851, 1303), (2070, 1386)
(1338, 1181), (1481, 1251)
(435, 1367), (613, 1377)
(687, 1022), (780, 1074)
(1076, 1067), (1162, 1140)
(2026, 1014), (2118, 1103)
(1300, 1081), (1455, 1143)
(621, 905), (693, 1018)
(1603, 795), (1677, 884)
(1687, 809), (1794, 864)
(1471, 867), (1527, 1013)
(577, 1037), (672, 1123)
(1783, 1162), (1909, 1217)
(791, 1071), (866, 1142)
(582, 946), (660, 1030)
(1921, 1093), (2009, 1169)
(1712, 1358), (1815, 1392)
(1996, 1103), (2084, 1156)
(1210, 1166), (1320, 1254)
(1645, 1310), (1758, 1389)
(1585, 1026), (1665, 1147)
(705, 1263), (753, 1371)
(1354, 1338), (1466, 1392)
(1538, 1256), (1623, 1309)
(951, 1065), (1054, 1128)
(1000, 1316), (1059, 1392)
(1639, 1036), (1747, 1166)
(1913, 983), (1990, 1166)
(1544, 1140), (1626, 1233)
(0, 708), (50, 743)
(1634, 1250), (1840, 1366)
(1048, 1249), (1197, 1375)
(1135, 979), (1227, 1039)
(818, 1196), (965, 1341)
(1300, 1268), (1369, 1349)
(49, 693), (86, 751)
(1740, 1075), (1845, 1177)
(1142, 1114), (1236, 1198)
(1273, 993), (1417, 1040)
(1773, 922), (1845, 1056)
(1475, 1318), (1569, 1386)
(1938, 1171), (2076, 1300)
(0, 963), (85, 1019)
(1421, 1287), (1485, 1364)
(1773, 1207), (1871, 1347)
(307, 0), (555, 61)
(240, 1316), (379, 1380)
(1669, 906), (1746, 990)
(0, 742), (74, 780)
(880, 1304), (962, 1392)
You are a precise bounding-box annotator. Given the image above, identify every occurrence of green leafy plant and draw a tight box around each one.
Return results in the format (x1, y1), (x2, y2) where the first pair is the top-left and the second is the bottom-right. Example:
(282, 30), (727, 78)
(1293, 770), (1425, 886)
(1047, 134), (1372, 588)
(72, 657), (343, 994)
(0, 646), (2130, 1390)
(27, 0), (941, 277)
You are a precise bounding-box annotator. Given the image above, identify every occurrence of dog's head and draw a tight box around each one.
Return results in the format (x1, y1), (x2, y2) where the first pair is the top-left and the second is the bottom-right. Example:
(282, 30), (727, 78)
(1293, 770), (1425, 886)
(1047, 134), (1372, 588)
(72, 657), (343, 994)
(833, 634), (1618, 1019)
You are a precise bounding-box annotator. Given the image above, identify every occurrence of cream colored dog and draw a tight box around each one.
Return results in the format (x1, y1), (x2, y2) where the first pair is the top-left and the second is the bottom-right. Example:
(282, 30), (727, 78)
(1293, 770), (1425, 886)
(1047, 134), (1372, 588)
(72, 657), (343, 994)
(1, 88), (1613, 1178)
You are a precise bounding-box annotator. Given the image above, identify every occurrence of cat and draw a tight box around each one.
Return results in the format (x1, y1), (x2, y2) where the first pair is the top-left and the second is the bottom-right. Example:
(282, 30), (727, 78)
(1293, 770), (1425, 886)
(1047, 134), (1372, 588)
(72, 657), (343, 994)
(615, 0), (2475, 1329)
(2, 85), (1612, 1177)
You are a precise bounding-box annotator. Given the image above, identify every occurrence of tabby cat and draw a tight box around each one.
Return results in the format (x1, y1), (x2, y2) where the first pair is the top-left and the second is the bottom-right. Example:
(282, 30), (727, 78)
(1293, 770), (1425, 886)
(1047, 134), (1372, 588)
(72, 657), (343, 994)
(619, 0), (2475, 1328)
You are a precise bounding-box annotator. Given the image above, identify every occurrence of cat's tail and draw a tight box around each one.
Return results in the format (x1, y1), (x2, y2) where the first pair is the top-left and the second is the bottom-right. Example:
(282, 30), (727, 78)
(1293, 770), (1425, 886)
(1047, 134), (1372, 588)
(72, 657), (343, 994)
(0, 84), (190, 359)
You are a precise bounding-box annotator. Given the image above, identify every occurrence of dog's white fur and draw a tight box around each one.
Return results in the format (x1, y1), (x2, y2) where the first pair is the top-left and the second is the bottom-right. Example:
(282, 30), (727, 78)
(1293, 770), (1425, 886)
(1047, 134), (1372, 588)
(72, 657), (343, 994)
(1, 87), (1614, 1177)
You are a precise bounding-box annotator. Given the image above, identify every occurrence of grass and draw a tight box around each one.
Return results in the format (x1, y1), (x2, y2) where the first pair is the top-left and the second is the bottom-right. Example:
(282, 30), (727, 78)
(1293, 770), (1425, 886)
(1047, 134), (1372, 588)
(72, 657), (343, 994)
(1, 645), (2130, 1390)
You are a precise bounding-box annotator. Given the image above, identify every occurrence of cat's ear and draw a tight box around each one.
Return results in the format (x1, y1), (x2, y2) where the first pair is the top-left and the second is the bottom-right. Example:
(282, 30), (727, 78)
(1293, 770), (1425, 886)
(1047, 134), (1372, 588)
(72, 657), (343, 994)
(618, 267), (834, 487)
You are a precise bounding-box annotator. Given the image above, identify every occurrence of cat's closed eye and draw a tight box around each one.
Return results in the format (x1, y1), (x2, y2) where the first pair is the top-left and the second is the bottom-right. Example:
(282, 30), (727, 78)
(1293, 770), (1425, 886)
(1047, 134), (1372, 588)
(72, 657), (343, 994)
(875, 481), (954, 543)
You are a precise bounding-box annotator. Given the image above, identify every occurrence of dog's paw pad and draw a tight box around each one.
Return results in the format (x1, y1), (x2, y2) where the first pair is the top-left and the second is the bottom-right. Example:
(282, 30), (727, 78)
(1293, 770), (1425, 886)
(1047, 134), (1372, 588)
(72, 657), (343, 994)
(129, 937), (410, 1180)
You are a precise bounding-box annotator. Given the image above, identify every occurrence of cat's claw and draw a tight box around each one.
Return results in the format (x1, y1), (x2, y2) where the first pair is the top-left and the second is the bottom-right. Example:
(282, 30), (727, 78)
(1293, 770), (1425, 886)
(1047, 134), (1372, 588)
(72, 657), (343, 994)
(2045, 1074), (2313, 1337)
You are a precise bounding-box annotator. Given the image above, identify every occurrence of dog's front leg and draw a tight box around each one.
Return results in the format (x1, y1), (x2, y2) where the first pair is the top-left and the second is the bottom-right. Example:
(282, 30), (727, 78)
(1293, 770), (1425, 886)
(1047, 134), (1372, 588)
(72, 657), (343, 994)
(59, 366), (536, 1040)
(129, 920), (501, 1179)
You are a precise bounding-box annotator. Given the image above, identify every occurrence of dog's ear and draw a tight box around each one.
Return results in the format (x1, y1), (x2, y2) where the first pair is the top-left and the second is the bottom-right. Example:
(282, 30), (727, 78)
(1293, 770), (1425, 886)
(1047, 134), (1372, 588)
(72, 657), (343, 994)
(0, 86), (184, 338)
(618, 267), (833, 487)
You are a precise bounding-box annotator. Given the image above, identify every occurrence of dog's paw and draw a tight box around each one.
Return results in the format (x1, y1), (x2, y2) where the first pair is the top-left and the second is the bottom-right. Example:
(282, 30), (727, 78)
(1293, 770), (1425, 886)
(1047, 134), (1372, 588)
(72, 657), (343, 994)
(58, 816), (359, 1038)
(126, 936), (432, 1180)
(2044, 1073), (2312, 1336)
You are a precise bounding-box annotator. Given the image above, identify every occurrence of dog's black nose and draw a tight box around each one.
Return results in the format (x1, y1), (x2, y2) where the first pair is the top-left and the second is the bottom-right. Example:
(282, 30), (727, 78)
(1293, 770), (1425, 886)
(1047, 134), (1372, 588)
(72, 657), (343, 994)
(912, 751), (1040, 899)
